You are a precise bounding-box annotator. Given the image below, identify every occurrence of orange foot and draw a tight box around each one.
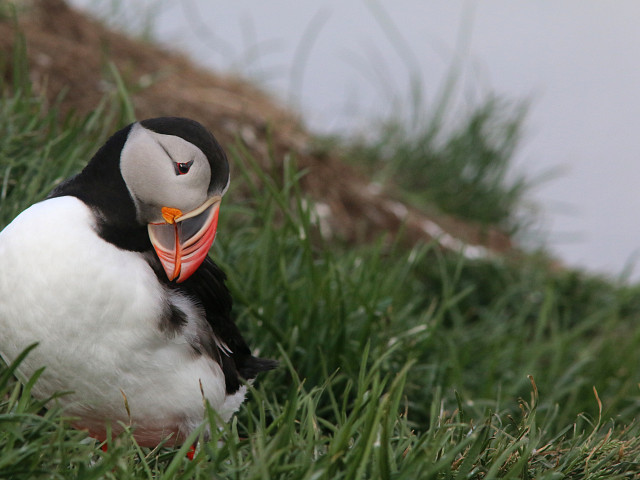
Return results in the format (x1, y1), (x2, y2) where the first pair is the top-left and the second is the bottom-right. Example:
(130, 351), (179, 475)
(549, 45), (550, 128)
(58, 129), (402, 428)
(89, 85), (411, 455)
(187, 444), (196, 460)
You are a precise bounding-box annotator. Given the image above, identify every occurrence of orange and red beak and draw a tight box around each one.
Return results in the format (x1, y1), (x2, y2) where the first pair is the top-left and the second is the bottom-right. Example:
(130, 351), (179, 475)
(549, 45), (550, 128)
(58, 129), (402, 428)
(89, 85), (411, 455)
(147, 196), (221, 283)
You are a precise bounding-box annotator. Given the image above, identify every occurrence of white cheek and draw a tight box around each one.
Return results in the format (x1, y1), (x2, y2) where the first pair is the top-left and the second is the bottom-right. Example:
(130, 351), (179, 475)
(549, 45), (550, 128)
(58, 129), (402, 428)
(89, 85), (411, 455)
(121, 124), (211, 214)
(166, 161), (210, 207)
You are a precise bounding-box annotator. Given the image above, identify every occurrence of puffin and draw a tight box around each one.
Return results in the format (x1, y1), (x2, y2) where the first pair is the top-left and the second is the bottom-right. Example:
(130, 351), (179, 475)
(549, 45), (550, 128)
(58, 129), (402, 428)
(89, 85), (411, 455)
(0, 117), (276, 447)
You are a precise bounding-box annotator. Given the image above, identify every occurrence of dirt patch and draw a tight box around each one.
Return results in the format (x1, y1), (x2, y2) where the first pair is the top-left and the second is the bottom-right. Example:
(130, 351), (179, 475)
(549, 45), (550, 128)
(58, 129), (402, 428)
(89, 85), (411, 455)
(0, 0), (512, 255)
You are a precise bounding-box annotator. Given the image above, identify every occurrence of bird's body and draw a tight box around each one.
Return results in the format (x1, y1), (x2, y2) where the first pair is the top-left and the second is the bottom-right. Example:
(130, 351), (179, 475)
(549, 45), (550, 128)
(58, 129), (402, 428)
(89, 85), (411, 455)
(0, 117), (274, 446)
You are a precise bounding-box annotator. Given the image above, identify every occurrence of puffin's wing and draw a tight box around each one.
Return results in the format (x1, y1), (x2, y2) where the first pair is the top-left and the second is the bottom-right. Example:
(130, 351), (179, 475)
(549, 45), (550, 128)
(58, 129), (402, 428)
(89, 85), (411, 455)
(179, 257), (277, 393)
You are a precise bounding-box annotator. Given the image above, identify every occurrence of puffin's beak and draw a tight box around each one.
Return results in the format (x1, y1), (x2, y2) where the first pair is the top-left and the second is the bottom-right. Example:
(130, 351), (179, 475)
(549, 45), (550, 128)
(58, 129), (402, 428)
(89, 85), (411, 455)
(147, 196), (221, 283)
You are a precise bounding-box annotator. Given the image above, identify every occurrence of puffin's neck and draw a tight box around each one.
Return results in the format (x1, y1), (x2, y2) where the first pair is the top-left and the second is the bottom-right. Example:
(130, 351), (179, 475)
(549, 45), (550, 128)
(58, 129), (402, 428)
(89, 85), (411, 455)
(49, 124), (152, 253)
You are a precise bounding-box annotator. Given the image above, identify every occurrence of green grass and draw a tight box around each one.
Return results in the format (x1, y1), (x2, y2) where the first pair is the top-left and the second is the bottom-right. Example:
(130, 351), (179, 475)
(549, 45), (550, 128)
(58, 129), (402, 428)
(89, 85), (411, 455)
(3, 27), (640, 480)
(343, 96), (531, 235)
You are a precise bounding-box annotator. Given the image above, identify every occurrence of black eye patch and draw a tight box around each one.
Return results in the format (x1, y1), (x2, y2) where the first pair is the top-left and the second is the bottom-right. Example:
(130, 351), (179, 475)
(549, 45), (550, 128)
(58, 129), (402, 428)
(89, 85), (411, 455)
(174, 160), (194, 175)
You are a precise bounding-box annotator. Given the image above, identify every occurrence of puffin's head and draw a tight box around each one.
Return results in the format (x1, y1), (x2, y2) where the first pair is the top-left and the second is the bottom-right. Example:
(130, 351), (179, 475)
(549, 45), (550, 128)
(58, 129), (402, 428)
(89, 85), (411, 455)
(119, 117), (229, 283)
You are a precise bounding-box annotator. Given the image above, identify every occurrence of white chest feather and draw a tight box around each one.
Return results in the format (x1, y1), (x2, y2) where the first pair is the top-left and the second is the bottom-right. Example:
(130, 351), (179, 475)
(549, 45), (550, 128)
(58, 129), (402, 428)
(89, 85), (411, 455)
(0, 196), (244, 445)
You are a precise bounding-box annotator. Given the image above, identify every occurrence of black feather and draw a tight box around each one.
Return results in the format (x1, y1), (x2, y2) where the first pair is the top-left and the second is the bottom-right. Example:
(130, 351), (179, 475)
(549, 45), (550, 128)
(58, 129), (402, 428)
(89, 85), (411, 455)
(177, 257), (278, 393)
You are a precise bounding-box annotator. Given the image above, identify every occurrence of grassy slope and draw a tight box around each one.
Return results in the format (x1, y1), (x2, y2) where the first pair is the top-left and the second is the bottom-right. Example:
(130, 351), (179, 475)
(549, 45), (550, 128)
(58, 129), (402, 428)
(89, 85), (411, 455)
(346, 96), (531, 234)
(2, 38), (640, 480)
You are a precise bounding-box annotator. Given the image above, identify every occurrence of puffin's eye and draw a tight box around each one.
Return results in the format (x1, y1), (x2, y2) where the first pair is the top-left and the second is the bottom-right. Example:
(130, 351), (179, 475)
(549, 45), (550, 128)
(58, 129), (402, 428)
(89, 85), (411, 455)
(174, 160), (194, 175)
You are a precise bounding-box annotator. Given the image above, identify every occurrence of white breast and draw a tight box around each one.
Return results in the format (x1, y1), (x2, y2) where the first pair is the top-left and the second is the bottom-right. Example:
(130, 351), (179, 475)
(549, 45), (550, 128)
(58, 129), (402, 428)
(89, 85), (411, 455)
(0, 196), (244, 446)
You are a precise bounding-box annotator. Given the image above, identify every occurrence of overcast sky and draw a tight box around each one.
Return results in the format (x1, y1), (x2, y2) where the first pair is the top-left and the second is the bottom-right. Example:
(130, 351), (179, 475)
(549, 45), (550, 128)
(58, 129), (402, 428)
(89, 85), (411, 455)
(71, 0), (640, 280)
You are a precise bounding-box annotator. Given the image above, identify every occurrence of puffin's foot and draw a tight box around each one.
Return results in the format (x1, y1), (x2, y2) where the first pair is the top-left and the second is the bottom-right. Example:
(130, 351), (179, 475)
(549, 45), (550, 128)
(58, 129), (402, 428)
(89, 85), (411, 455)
(186, 444), (196, 460)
